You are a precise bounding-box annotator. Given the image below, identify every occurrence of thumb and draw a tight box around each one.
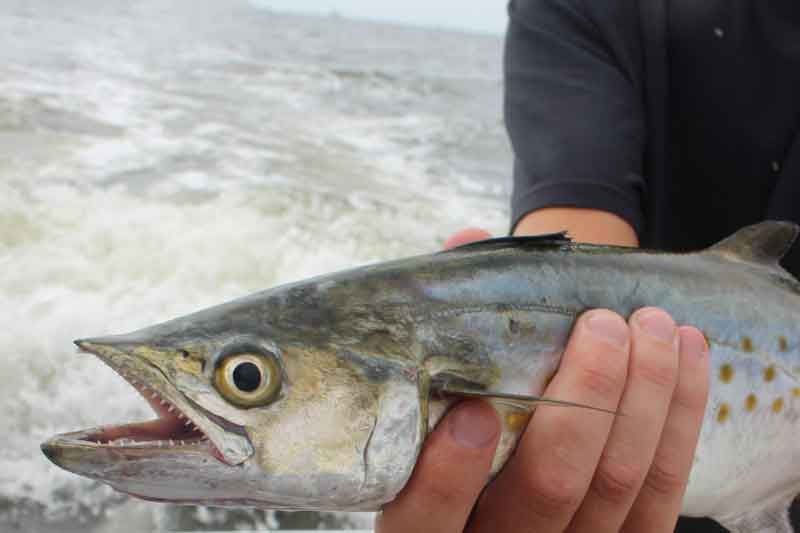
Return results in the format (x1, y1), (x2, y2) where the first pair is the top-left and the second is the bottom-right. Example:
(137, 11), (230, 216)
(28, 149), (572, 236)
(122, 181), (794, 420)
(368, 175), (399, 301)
(376, 401), (500, 533)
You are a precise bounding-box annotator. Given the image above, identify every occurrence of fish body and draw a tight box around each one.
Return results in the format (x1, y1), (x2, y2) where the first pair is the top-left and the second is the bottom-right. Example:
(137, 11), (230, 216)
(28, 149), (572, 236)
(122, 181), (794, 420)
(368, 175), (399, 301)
(42, 221), (800, 531)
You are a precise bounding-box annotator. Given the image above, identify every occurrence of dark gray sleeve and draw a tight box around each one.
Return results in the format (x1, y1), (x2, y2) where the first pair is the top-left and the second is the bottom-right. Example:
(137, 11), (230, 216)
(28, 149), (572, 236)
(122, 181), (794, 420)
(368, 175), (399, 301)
(505, 0), (647, 235)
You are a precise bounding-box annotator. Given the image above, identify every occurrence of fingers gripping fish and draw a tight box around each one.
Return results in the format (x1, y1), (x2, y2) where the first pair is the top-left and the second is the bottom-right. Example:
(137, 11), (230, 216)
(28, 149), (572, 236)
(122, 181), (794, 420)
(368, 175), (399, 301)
(41, 221), (800, 532)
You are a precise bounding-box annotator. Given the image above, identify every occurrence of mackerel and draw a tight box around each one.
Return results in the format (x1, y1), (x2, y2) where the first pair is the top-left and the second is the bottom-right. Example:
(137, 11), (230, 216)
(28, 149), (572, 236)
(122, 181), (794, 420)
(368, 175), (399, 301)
(41, 221), (800, 532)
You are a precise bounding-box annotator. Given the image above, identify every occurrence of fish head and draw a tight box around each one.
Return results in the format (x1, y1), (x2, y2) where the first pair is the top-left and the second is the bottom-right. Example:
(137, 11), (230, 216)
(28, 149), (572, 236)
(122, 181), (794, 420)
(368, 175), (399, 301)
(41, 282), (427, 510)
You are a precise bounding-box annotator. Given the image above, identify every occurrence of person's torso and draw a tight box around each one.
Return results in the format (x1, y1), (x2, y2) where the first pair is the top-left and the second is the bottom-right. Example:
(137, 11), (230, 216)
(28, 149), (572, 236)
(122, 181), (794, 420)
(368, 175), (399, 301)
(654, 0), (800, 280)
(661, 2), (800, 530)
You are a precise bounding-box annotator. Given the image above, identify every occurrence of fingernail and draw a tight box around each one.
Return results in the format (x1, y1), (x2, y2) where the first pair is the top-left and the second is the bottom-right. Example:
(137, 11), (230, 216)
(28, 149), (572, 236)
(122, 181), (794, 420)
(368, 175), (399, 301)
(635, 308), (676, 343)
(680, 327), (707, 360)
(448, 402), (499, 449)
(585, 310), (629, 348)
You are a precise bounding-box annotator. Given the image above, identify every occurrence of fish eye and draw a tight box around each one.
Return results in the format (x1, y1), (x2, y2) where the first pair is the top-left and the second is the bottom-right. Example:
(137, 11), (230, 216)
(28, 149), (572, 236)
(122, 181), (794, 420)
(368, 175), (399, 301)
(214, 352), (281, 408)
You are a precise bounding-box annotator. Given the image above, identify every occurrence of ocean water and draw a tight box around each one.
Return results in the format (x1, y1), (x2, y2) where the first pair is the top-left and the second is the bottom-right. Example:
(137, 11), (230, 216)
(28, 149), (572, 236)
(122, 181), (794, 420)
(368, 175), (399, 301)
(0, 1), (510, 531)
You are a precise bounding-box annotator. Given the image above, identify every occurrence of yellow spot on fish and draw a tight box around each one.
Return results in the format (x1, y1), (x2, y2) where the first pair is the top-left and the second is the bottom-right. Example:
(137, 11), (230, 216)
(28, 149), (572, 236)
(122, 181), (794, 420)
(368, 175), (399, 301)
(719, 364), (734, 384)
(741, 336), (754, 352)
(793, 388), (800, 398)
(745, 394), (757, 412)
(505, 412), (530, 432)
(717, 403), (730, 423)
(779, 336), (789, 352)
(772, 398), (784, 413)
(764, 365), (776, 382)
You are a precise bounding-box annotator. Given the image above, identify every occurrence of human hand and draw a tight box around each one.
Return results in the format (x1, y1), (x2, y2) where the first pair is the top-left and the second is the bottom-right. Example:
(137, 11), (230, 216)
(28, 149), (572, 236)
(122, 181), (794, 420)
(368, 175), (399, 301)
(375, 229), (710, 533)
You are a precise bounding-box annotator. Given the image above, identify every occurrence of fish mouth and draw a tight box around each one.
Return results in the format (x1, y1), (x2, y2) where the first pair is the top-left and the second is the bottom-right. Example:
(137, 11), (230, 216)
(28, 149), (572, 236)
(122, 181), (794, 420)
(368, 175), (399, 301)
(41, 339), (230, 470)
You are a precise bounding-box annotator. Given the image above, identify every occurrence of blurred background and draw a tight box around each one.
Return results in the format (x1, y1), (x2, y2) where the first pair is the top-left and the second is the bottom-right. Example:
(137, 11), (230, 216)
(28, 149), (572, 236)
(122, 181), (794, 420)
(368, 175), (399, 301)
(0, 0), (511, 530)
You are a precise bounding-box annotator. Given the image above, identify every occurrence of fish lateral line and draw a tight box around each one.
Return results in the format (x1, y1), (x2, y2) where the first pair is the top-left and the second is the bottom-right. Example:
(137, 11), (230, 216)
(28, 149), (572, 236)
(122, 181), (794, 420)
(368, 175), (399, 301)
(437, 384), (620, 416)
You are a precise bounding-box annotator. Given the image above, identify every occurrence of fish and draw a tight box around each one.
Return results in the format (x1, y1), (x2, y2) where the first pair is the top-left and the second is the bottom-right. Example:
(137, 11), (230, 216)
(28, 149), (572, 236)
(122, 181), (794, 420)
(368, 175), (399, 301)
(41, 221), (800, 532)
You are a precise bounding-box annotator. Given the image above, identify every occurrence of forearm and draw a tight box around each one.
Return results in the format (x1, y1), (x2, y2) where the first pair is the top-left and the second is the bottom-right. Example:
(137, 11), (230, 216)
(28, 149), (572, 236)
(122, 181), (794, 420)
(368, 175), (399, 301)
(513, 207), (639, 247)
(506, 0), (646, 246)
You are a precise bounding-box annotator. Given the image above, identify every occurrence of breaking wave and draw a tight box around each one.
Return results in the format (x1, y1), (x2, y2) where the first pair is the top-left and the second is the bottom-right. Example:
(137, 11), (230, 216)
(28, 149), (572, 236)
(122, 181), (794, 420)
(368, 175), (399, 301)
(0, 0), (509, 530)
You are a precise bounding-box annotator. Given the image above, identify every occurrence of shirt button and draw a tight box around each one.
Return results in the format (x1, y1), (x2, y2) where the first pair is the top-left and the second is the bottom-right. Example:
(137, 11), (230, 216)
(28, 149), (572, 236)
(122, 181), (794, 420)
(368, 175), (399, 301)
(771, 161), (781, 173)
(714, 27), (725, 38)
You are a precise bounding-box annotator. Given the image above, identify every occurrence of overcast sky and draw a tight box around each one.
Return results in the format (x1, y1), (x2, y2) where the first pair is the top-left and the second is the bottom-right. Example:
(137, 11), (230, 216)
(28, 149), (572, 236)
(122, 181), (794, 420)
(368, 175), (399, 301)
(252, 1), (508, 34)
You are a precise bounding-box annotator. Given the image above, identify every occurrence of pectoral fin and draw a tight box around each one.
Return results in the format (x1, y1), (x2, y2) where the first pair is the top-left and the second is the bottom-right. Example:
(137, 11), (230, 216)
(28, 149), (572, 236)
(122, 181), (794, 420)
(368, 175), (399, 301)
(437, 384), (618, 415)
(716, 499), (796, 533)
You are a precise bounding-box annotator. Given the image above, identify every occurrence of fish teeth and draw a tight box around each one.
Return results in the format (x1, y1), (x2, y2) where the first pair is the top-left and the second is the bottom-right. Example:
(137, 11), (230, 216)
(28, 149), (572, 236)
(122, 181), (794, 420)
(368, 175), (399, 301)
(150, 392), (159, 399)
(184, 420), (193, 427)
(167, 405), (175, 413)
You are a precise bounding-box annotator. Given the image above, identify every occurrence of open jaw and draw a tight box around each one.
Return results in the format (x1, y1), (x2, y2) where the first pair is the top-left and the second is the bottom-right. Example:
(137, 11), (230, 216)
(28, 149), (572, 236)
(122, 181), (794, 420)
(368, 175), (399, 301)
(81, 369), (213, 452)
(42, 341), (229, 465)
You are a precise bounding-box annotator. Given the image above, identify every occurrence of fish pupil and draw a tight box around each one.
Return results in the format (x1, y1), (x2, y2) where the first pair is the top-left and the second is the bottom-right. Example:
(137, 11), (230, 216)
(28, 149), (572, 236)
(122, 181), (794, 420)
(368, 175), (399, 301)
(232, 362), (261, 392)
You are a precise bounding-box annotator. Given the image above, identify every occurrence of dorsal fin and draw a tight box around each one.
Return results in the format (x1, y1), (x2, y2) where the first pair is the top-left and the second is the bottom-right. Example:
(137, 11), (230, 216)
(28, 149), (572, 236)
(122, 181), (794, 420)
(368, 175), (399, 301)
(708, 221), (799, 267)
(444, 231), (572, 253)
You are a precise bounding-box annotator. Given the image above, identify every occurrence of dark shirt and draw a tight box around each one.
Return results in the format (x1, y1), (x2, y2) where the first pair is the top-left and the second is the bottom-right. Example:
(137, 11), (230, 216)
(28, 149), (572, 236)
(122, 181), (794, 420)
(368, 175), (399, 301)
(506, 0), (800, 279)
(504, 0), (800, 530)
